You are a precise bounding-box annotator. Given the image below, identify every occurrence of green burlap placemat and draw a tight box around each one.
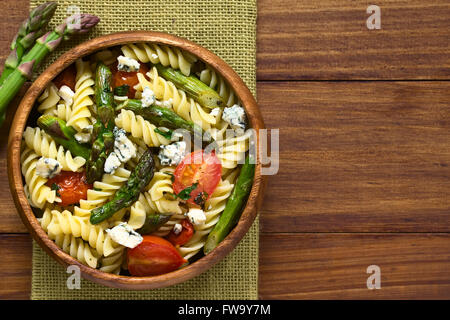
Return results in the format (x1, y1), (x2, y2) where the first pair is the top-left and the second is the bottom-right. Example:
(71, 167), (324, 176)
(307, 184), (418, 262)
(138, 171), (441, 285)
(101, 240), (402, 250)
(30, 0), (258, 300)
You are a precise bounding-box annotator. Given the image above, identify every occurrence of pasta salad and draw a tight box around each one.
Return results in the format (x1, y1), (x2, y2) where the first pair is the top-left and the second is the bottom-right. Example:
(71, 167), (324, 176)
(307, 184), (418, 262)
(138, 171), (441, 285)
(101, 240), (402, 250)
(21, 43), (255, 276)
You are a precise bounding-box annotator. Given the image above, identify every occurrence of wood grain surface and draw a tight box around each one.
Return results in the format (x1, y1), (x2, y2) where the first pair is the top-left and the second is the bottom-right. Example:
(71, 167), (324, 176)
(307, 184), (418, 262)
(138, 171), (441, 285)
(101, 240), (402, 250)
(257, 0), (450, 80)
(0, 0), (449, 299)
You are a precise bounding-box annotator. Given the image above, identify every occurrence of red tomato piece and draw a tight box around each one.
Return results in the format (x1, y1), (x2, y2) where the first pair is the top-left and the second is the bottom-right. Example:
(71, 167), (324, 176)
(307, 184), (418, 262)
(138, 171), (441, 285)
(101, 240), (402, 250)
(127, 235), (187, 276)
(173, 150), (222, 205)
(111, 62), (149, 98)
(53, 64), (76, 91)
(166, 219), (194, 247)
(46, 171), (92, 207)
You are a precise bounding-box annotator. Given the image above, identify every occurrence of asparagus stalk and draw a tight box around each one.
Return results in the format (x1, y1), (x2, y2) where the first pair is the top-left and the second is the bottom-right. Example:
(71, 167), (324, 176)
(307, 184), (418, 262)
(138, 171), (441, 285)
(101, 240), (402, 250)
(203, 154), (255, 254)
(37, 114), (91, 160)
(0, 2), (58, 86)
(86, 63), (115, 183)
(117, 98), (212, 144)
(90, 148), (156, 225)
(0, 13), (100, 126)
(137, 213), (172, 235)
(154, 64), (224, 109)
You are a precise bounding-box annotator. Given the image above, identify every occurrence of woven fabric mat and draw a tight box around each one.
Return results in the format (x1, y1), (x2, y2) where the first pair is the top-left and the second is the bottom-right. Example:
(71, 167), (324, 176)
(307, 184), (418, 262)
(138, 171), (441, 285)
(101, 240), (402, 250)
(30, 0), (257, 300)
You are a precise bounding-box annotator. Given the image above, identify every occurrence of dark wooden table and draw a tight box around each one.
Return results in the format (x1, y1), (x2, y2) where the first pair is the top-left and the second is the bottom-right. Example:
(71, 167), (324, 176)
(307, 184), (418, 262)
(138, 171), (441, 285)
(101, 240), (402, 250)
(0, 0), (449, 299)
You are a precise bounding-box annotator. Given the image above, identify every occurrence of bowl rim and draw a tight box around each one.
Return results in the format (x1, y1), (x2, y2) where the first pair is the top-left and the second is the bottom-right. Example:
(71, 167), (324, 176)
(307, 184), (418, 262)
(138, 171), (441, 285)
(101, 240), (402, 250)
(7, 31), (266, 290)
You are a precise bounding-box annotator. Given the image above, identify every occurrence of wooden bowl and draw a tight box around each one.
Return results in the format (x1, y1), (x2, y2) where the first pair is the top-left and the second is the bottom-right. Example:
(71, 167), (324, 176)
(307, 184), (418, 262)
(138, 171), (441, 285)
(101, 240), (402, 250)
(7, 31), (266, 290)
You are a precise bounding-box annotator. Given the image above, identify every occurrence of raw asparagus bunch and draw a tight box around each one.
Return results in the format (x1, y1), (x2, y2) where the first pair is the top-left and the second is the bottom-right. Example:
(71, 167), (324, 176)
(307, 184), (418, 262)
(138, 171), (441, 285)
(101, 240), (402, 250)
(0, 13), (100, 126)
(86, 63), (115, 184)
(0, 2), (58, 86)
(155, 64), (224, 109)
(37, 115), (91, 160)
(117, 98), (213, 145)
(204, 154), (255, 254)
(90, 148), (156, 225)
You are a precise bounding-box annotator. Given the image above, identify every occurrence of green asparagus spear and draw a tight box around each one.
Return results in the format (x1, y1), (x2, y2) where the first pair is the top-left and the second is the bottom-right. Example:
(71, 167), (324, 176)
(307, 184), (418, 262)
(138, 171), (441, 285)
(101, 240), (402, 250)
(86, 63), (115, 183)
(117, 98), (212, 144)
(137, 212), (172, 235)
(0, 13), (100, 127)
(203, 154), (255, 254)
(90, 148), (156, 225)
(0, 2), (58, 86)
(155, 64), (224, 109)
(37, 114), (90, 159)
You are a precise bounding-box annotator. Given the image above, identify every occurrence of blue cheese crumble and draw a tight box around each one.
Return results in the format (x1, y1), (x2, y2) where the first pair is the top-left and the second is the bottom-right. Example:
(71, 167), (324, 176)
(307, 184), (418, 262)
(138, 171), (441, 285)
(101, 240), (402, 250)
(36, 157), (61, 179)
(74, 125), (93, 144)
(141, 86), (156, 107)
(186, 208), (206, 226)
(104, 128), (137, 174)
(106, 222), (143, 248)
(117, 55), (140, 72)
(222, 104), (247, 136)
(158, 141), (187, 166)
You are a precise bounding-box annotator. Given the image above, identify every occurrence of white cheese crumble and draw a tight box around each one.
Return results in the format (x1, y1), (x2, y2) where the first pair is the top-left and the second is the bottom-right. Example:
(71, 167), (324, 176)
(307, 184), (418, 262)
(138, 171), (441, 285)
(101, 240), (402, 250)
(155, 98), (173, 108)
(222, 104), (246, 136)
(186, 208), (206, 226)
(141, 86), (156, 107)
(104, 152), (122, 174)
(58, 85), (75, 107)
(104, 128), (137, 174)
(74, 125), (93, 144)
(113, 127), (137, 162)
(36, 157), (61, 179)
(158, 141), (187, 166)
(210, 107), (220, 117)
(106, 222), (143, 248)
(173, 223), (182, 235)
(117, 55), (140, 72)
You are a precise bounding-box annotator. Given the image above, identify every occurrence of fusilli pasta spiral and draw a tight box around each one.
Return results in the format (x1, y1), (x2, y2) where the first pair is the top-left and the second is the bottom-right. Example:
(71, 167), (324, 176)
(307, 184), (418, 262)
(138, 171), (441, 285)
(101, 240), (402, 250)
(198, 66), (238, 107)
(65, 59), (94, 131)
(74, 166), (131, 217)
(121, 43), (197, 76)
(23, 127), (86, 172)
(46, 208), (123, 257)
(178, 179), (234, 260)
(135, 68), (217, 131)
(37, 82), (60, 114)
(40, 207), (99, 268)
(21, 147), (60, 208)
(115, 109), (171, 147)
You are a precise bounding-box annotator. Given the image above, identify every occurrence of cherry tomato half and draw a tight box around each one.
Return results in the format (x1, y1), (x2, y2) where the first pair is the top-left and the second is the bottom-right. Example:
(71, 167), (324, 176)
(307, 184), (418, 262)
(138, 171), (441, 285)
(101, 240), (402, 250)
(127, 235), (187, 276)
(173, 150), (222, 205)
(111, 62), (149, 98)
(53, 64), (76, 91)
(166, 219), (194, 247)
(46, 171), (92, 207)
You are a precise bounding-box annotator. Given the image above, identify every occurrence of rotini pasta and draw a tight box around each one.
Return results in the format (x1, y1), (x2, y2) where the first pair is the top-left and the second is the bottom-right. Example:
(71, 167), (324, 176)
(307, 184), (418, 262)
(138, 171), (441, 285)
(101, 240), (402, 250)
(21, 147), (60, 208)
(74, 166), (131, 217)
(23, 43), (254, 277)
(121, 43), (197, 76)
(40, 207), (100, 268)
(23, 127), (86, 172)
(37, 82), (61, 114)
(215, 129), (253, 169)
(178, 179), (234, 260)
(115, 109), (171, 147)
(198, 66), (238, 107)
(46, 208), (123, 257)
(134, 68), (217, 131)
(65, 59), (94, 131)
